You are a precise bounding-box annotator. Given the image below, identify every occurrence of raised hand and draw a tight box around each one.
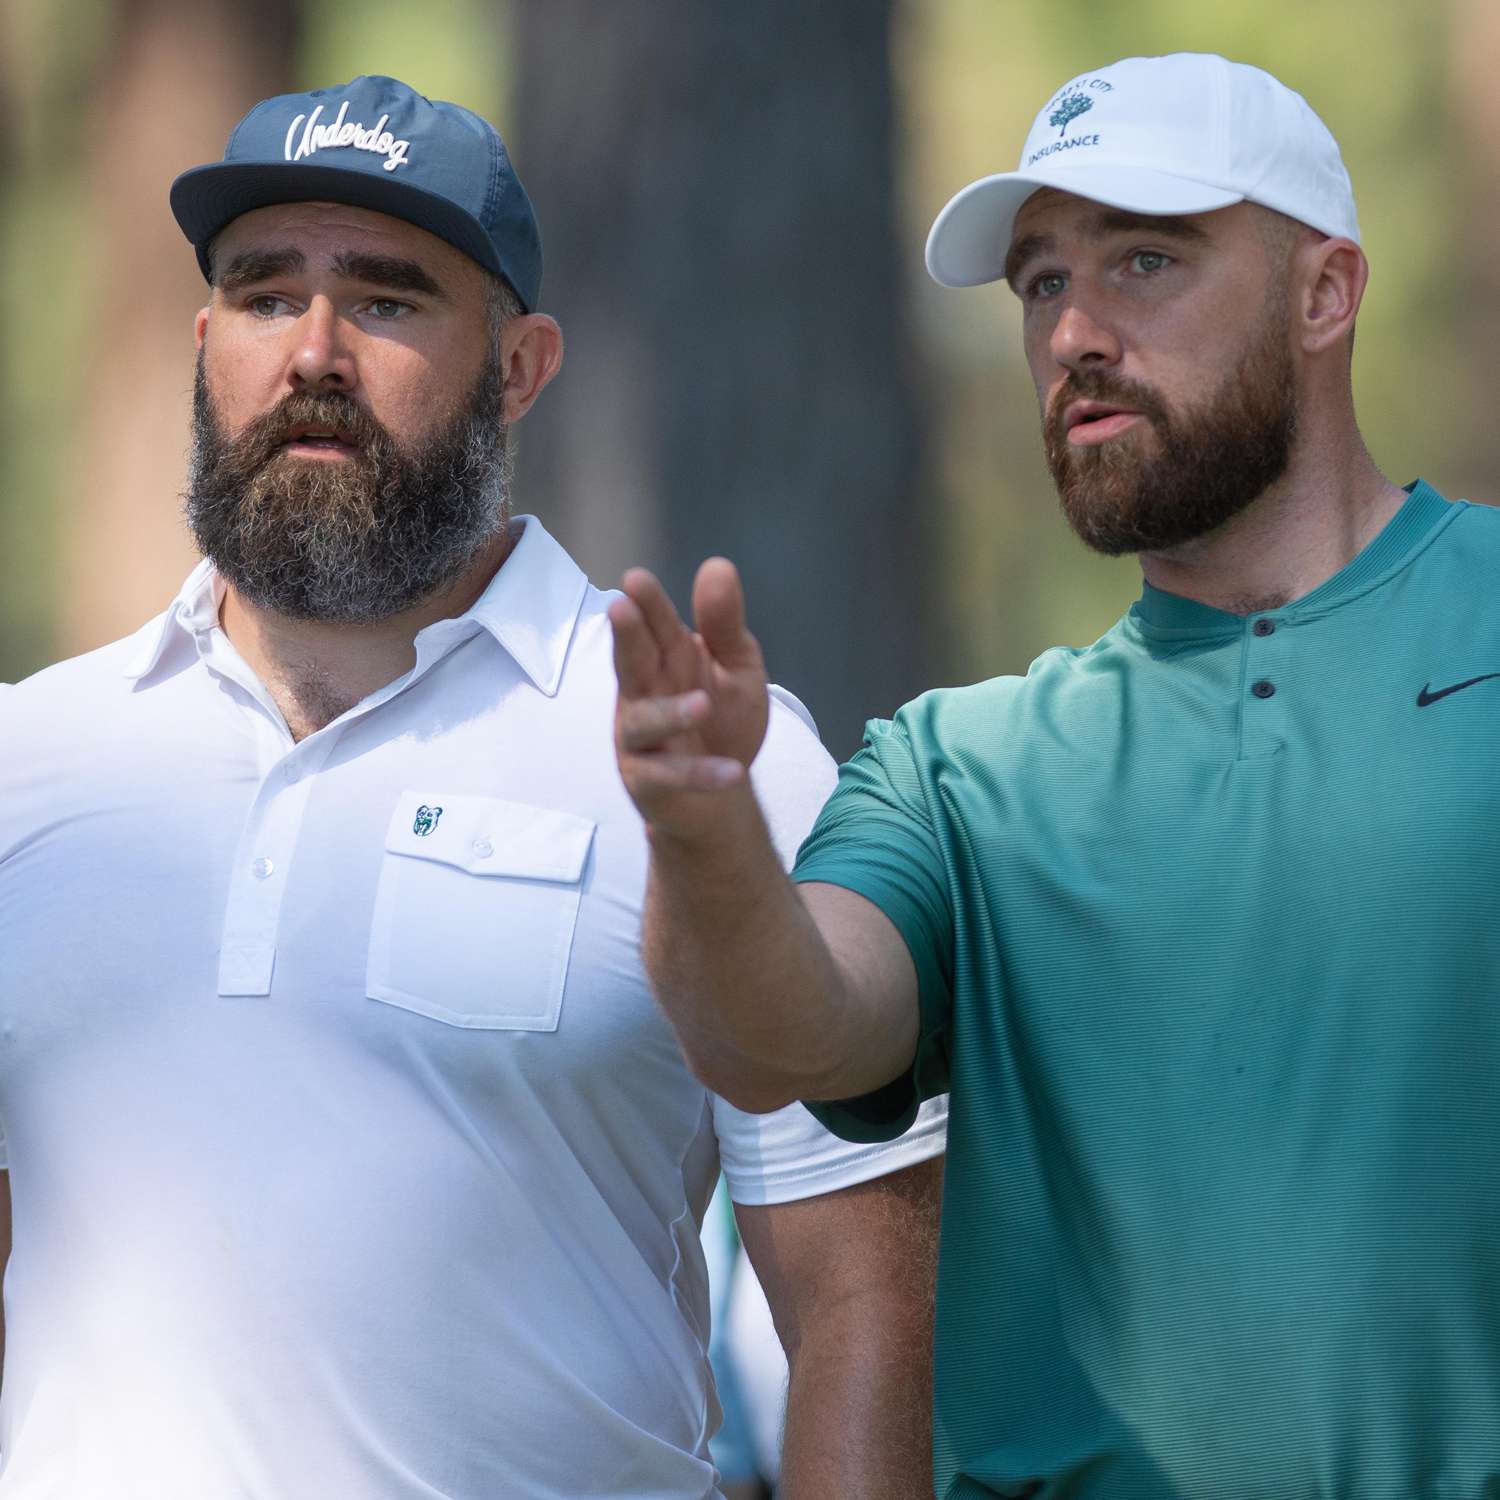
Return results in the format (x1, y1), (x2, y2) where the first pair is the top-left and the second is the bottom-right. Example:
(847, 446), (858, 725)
(609, 558), (770, 840)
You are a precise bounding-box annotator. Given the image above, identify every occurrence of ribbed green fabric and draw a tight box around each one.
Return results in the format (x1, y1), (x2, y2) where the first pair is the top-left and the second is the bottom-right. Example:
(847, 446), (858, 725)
(795, 482), (1500, 1499)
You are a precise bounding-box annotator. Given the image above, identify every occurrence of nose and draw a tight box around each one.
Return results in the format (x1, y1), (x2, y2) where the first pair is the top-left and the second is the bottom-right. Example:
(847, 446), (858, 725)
(286, 296), (357, 393)
(1049, 298), (1122, 372)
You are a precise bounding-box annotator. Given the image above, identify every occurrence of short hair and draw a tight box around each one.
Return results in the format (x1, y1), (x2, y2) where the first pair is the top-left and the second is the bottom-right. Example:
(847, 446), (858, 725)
(483, 271), (524, 338)
(1252, 204), (1311, 266)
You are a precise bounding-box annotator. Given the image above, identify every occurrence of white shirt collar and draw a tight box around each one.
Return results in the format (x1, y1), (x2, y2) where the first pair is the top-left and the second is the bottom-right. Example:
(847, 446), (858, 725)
(121, 516), (589, 698)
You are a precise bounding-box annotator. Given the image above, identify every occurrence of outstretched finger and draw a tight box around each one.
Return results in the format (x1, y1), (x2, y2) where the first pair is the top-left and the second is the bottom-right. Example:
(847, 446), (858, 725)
(617, 690), (712, 752)
(608, 594), (664, 700)
(692, 557), (762, 670)
(621, 568), (695, 661)
(620, 751), (747, 795)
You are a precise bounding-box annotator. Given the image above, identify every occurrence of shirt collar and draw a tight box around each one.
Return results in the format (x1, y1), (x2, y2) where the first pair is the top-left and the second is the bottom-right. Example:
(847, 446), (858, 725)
(1130, 479), (1456, 636)
(122, 515), (589, 696)
(122, 558), (221, 682)
(419, 514), (588, 696)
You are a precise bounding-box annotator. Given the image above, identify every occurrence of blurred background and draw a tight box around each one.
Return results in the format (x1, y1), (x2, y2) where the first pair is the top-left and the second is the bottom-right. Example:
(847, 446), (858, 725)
(0, 0), (1489, 757)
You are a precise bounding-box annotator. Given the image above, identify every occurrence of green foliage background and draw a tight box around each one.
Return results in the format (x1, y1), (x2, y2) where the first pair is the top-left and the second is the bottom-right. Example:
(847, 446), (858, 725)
(0, 0), (1473, 690)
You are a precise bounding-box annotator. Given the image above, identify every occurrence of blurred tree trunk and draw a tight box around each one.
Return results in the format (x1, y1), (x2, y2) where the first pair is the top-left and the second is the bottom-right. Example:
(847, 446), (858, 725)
(61, 0), (301, 654)
(511, 0), (934, 755)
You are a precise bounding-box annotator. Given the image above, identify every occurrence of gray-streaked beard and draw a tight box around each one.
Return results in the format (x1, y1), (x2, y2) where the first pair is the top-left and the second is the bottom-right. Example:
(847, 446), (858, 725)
(1042, 291), (1297, 557)
(184, 348), (512, 622)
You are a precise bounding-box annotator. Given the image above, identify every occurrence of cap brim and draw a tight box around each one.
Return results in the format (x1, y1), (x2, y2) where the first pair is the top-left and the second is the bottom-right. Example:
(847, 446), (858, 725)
(925, 166), (1243, 289)
(169, 161), (535, 310)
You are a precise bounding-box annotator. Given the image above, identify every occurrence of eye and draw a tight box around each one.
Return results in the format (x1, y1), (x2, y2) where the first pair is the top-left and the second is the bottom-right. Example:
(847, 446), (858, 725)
(247, 294), (291, 318)
(1027, 271), (1067, 301)
(1128, 250), (1171, 275)
(367, 298), (412, 320)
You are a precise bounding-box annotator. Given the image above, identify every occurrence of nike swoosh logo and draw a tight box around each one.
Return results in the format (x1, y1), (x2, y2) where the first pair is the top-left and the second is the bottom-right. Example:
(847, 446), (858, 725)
(1416, 672), (1500, 707)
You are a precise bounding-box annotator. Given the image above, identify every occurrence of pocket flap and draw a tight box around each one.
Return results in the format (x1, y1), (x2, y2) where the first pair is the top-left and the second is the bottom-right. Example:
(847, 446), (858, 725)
(384, 791), (595, 881)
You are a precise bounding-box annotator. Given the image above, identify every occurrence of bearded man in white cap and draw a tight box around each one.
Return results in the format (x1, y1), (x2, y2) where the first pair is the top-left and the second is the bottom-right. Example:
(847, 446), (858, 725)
(611, 52), (1500, 1498)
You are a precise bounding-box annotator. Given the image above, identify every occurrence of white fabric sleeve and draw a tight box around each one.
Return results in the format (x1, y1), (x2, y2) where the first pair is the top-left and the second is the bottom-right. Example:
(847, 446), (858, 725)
(716, 1093), (946, 1206)
(725, 684), (948, 1205)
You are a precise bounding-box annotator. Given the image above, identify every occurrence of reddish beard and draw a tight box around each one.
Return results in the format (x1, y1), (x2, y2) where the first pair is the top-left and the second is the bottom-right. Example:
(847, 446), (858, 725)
(1042, 299), (1297, 556)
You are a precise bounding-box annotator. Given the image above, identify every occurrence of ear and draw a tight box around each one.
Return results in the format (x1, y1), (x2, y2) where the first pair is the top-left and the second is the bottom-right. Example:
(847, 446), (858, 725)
(194, 305), (210, 350)
(499, 313), (564, 424)
(1298, 237), (1367, 356)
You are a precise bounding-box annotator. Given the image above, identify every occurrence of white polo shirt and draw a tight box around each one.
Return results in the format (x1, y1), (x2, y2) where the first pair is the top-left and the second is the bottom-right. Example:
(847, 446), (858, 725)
(0, 517), (945, 1500)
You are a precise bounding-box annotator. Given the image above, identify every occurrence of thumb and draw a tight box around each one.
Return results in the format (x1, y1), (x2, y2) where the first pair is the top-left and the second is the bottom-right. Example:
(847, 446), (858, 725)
(692, 557), (762, 669)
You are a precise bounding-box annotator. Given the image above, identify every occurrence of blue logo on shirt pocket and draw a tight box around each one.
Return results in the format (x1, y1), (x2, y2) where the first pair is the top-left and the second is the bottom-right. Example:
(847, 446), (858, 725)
(412, 804), (443, 836)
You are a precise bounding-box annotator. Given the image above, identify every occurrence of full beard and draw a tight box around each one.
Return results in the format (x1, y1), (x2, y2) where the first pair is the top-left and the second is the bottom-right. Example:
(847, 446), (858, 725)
(1043, 297), (1298, 557)
(184, 349), (512, 622)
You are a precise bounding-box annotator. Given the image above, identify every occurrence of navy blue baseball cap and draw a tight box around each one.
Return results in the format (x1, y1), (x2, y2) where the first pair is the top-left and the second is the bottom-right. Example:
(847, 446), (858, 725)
(170, 75), (542, 311)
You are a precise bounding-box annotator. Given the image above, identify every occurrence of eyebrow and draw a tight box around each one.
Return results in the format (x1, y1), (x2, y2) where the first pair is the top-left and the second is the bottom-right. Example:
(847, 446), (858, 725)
(330, 251), (450, 302)
(1004, 210), (1212, 289)
(213, 246), (450, 302)
(216, 248), (305, 294)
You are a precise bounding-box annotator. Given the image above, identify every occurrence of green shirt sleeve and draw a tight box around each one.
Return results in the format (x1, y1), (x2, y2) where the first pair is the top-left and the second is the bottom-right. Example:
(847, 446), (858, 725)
(791, 713), (954, 1142)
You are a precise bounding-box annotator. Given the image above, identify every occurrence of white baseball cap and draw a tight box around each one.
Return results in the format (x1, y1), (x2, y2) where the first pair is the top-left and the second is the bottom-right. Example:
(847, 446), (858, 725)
(926, 52), (1359, 290)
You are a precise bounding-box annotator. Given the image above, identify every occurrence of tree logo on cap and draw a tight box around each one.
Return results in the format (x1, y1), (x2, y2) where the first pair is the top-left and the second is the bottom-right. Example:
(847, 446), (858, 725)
(1049, 93), (1093, 137)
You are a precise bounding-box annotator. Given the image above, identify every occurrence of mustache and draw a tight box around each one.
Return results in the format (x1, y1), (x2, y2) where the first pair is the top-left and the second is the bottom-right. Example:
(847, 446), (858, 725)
(223, 391), (394, 470)
(1045, 369), (1171, 437)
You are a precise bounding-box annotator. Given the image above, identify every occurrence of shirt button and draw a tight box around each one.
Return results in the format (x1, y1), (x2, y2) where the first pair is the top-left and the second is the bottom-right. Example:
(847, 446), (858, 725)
(471, 837), (494, 859)
(1251, 679), (1276, 699)
(252, 856), (275, 879)
(1252, 617), (1276, 637)
(281, 762), (301, 785)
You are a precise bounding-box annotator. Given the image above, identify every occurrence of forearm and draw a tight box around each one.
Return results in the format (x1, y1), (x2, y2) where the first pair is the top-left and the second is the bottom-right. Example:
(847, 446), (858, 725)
(778, 1327), (934, 1500)
(642, 787), (870, 1111)
(766, 1161), (942, 1500)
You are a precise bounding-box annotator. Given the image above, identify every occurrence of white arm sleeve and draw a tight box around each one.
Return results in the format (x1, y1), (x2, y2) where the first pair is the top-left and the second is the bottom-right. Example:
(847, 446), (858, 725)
(715, 1092), (945, 1206)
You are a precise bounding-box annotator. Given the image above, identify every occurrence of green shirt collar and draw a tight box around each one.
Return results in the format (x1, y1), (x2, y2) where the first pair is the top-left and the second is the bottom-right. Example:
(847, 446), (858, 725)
(1130, 479), (1454, 636)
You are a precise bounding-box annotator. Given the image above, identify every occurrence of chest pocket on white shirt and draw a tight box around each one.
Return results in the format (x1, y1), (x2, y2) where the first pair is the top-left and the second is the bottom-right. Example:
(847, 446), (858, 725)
(366, 791), (596, 1029)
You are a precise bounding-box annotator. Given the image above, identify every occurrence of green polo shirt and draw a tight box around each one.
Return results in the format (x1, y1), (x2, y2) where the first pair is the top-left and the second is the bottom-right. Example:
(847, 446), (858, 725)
(794, 482), (1500, 1499)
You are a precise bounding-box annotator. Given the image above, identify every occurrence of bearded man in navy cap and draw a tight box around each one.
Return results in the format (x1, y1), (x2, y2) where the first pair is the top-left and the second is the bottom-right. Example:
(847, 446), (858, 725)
(0, 77), (944, 1500)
